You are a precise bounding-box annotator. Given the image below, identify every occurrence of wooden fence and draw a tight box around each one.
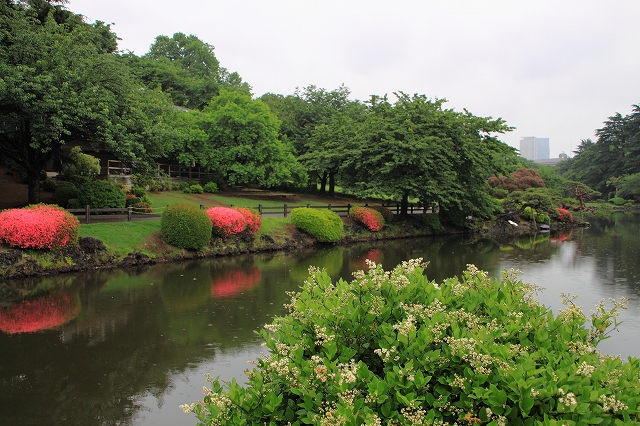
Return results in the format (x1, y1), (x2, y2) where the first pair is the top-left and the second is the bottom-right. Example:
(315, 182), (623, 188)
(67, 206), (136, 224)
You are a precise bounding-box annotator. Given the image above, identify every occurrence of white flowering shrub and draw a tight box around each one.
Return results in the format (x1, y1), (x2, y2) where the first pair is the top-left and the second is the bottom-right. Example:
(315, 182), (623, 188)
(183, 260), (640, 425)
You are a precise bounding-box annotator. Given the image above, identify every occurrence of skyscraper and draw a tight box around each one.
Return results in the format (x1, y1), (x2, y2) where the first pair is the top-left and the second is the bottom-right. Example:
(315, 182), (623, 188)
(520, 137), (550, 160)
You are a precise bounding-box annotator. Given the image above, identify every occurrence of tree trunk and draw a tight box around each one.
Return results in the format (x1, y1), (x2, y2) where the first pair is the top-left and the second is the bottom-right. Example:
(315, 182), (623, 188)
(27, 168), (41, 205)
(328, 171), (336, 197)
(319, 171), (328, 194)
(400, 192), (409, 216)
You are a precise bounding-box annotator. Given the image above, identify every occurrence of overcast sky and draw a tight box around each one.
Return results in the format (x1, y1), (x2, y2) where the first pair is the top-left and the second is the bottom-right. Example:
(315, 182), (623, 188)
(68, 0), (640, 158)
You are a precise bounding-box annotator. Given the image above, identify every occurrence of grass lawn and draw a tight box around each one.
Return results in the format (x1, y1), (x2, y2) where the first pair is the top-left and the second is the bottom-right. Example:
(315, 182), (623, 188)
(79, 221), (162, 257)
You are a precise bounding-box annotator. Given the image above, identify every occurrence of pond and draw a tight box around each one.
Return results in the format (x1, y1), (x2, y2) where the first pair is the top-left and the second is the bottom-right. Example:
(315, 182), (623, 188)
(0, 212), (638, 426)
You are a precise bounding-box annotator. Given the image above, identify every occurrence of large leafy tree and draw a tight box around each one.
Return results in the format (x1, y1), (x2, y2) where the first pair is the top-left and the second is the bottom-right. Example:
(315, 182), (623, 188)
(343, 93), (517, 224)
(128, 33), (250, 110)
(563, 105), (640, 195)
(180, 90), (304, 188)
(0, 2), (177, 203)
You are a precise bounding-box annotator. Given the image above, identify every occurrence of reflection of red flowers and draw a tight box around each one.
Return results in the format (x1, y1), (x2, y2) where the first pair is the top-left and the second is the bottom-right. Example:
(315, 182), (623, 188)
(0, 292), (80, 334)
(551, 227), (574, 242)
(350, 207), (384, 232)
(0, 204), (79, 250)
(211, 267), (261, 298)
(352, 248), (383, 270)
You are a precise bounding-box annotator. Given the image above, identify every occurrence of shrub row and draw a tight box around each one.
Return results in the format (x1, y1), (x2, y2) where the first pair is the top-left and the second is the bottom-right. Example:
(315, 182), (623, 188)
(0, 204), (79, 250)
(206, 207), (261, 237)
(290, 208), (343, 243)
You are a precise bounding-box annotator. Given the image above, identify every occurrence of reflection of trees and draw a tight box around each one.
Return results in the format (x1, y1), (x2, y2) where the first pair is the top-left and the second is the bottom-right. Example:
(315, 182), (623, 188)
(574, 213), (640, 297)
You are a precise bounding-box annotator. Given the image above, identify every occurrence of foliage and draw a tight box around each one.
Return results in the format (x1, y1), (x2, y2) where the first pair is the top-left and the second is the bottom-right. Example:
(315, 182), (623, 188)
(610, 173), (640, 202)
(0, 204), (79, 250)
(502, 189), (554, 217)
(189, 184), (204, 194)
(129, 186), (147, 198)
(349, 206), (385, 232)
(563, 105), (640, 194)
(233, 207), (261, 234)
(161, 203), (212, 250)
(77, 181), (126, 209)
(184, 261), (639, 425)
(521, 207), (550, 224)
(0, 292), (80, 334)
(203, 182), (219, 193)
(554, 208), (574, 223)
(130, 172), (172, 191)
(422, 213), (445, 233)
(488, 167), (546, 193)
(369, 205), (394, 223)
(290, 208), (343, 243)
(609, 198), (627, 206)
(341, 93), (518, 224)
(206, 207), (246, 238)
(61, 146), (100, 184)
(52, 183), (79, 208)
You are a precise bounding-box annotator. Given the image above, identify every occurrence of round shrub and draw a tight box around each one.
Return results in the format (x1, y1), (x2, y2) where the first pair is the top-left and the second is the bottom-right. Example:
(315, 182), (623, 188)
(370, 205), (394, 223)
(184, 261), (640, 425)
(203, 181), (219, 193)
(129, 186), (147, 198)
(233, 207), (261, 234)
(161, 203), (212, 250)
(206, 207), (246, 237)
(290, 207), (343, 243)
(189, 184), (204, 194)
(182, 186), (192, 194)
(52, 183), (79, 208)
(609, 197), (626, 206)
(349, 206), (385, 231)
(0, 204), (79, 250)
(422, 213), (445, 233)
(77, 181), (125, 209)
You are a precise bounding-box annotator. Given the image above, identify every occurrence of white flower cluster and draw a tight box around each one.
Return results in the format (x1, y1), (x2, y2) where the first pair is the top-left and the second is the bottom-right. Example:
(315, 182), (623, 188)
(368, 294), (385, 316)
(601, 368), (623, 386)
(567, 341), (595, 356)
(337, 359), (358, 385)
(576, 361), (596, 377)
(400, 402), (427, 425)
(558, 388), (577, 407)
(314, 324), (335, 346)
(449, 373), (467, 388)
(393, 315), (417, 336)
(599, 393), (629, 412)
(466, 264), (488, 280)
(425, 299), (446, 318)
(374, 346), (400, 362)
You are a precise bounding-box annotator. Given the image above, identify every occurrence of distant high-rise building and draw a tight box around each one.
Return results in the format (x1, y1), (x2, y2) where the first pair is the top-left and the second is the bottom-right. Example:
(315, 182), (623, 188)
(520, 137), (550, 160)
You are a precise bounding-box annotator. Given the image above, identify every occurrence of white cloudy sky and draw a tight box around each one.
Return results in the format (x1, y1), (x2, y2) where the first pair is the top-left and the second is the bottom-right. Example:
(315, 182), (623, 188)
(68, 0), (640, 157)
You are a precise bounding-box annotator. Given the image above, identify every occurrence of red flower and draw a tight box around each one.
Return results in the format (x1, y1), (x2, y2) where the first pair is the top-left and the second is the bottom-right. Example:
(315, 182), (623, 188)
(211, 267), (262, 298)
(233, 207), (261, 234)
(206, 207), (246, 237)
(350, 206), (385, 232)
(0, 292), (81, 334)
(0, 204), (80, 250)
(555, 208), (574, 223)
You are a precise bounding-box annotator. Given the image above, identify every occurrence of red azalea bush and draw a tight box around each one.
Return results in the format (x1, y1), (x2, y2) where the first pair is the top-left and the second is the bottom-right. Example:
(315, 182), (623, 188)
(0, 204), (80, 250)
(370, 205), (394, 223)
(233, 207), (261, 234)
(555, 207), (574, 223)
(206, 207), (246, 237)
(0, 292), (81, 334)
(349, 206), (385, 232)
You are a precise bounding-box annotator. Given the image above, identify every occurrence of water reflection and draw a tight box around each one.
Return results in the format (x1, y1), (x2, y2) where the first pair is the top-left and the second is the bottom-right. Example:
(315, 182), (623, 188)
(0, 213), (638, 426)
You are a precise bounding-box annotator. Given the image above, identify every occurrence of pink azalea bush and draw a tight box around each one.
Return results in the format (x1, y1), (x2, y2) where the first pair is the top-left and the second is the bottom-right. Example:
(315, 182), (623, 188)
(233, 207), (261, 234)
(206, 207), (246, 237)
(349, 206), (385, 232)
(555, 207), (574, 223)
(0, 204), (80, 250)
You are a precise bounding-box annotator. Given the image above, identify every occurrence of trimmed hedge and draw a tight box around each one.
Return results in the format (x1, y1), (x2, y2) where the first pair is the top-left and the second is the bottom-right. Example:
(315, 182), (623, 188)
(349, 206), (385, 231)
(77, 181), (126, 209)
(290, 208), (343, 243)
(52, 183), (79, 208)
(161, 203), (212, 250)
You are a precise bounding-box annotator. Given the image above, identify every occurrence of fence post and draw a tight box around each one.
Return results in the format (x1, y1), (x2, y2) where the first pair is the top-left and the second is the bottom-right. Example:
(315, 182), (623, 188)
(410, 204), (414, 214)
(328, 203), (332, 210)
(85, 205), (90, 224)
(128, 206), (133, 222)
(200, 204), (204, 210)
(306, 203), (310, 208)
(396, 204), (399, 215)
(258, 204), (262, 215)
(347, 203), (351, 213)
(284, 204), (288, 217)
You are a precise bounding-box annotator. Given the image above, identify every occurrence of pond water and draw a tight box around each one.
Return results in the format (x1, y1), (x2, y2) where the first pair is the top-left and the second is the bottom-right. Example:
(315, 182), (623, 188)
(0, 212), (639, 426)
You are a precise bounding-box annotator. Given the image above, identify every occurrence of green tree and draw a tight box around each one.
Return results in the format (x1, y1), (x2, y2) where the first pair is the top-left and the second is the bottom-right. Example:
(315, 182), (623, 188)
(0, 4), (178, 203)
(343, 93), (517, 223)
(61, 146), (100, 184)
(187, 90), (304, 188)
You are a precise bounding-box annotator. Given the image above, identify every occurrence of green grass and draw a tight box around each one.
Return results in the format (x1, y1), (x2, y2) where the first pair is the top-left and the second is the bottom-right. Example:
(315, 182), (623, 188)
(79, 221), (161, 257)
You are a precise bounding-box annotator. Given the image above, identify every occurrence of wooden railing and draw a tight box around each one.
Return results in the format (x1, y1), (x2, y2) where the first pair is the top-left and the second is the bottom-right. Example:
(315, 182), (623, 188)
(67, 206), (136, 224)
(201, 203), (432, 217)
